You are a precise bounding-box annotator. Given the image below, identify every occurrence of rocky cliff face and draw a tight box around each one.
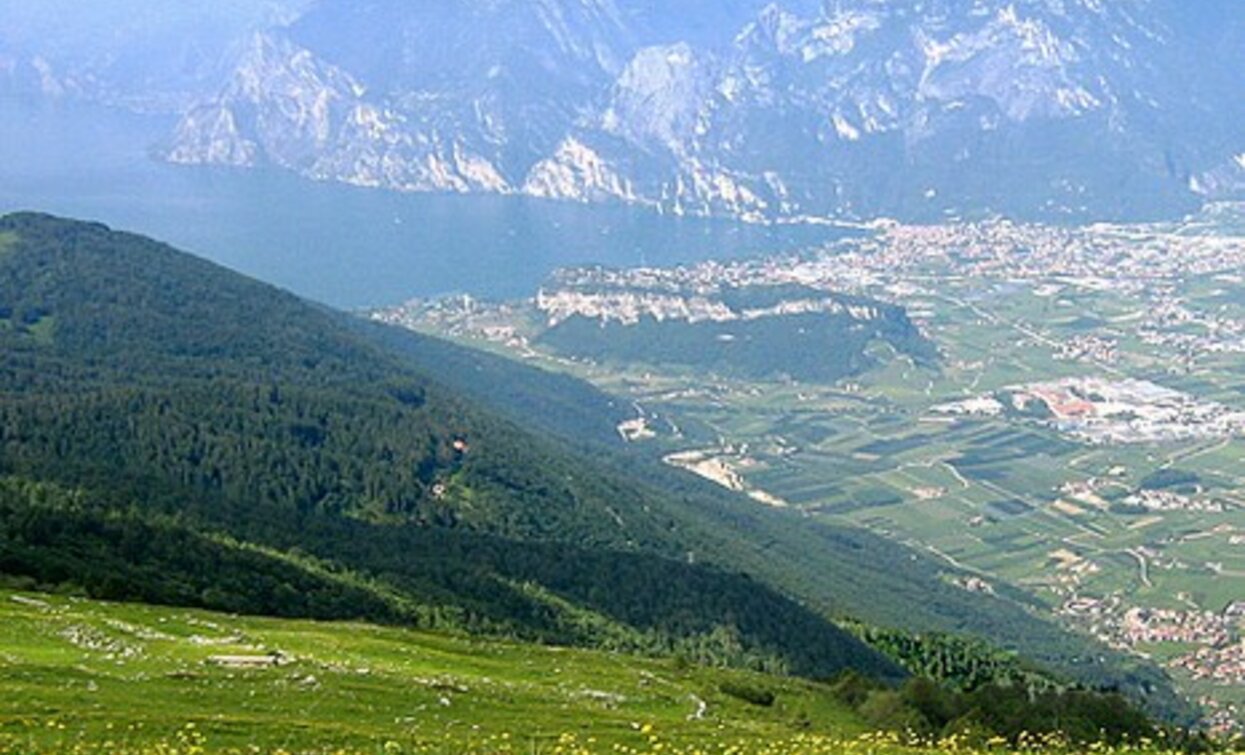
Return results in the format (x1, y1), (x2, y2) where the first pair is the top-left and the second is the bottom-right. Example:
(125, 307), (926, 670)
(155, 0), (1245, 220)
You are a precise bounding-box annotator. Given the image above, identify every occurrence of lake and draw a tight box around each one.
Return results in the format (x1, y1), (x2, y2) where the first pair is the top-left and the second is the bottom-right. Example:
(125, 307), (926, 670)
(0, 99), (854, 309)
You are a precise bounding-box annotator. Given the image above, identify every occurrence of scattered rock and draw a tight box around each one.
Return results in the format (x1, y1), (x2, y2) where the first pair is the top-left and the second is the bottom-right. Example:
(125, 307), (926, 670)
(10, 595), (49, 608)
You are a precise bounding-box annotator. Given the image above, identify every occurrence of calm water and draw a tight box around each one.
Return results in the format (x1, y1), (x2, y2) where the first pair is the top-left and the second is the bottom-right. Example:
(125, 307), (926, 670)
(0, 100), (853, 309)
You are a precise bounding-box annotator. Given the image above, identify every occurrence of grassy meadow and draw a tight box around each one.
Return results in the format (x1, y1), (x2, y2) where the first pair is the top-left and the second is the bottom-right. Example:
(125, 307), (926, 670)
(0, 589), (870, 754)
(0, 590), (1228, 755)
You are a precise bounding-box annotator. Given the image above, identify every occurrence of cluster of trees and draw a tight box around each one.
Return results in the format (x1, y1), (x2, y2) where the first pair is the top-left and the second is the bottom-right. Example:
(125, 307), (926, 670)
(828, 673), (1160, 747)
(841, 621), (1062, 694)
(0, 478), (422, 625)
(830, 624), (1231, 748)
(0, 473), (903, 680)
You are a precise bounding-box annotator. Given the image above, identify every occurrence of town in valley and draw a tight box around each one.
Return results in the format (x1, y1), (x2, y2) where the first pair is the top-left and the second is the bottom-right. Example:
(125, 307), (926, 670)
(376, 204), (1245, 734)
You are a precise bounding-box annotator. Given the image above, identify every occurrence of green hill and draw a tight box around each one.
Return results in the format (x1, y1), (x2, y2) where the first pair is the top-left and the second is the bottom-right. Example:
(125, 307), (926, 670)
(0, 588), (868, 754)
(0, 212), (895, 681)
(537, 284), (937, 384)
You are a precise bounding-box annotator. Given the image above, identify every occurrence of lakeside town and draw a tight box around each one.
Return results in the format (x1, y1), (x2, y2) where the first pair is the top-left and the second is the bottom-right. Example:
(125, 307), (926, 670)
(380, 206), (1245, 369)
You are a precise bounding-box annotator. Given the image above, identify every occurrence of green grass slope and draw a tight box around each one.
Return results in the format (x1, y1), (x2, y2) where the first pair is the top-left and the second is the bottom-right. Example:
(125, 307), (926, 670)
(0, 589), (869, 754)
(0, 591), (1181, 755)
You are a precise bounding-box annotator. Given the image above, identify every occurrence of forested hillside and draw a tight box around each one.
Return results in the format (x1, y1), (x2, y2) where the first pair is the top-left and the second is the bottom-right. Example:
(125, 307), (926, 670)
(352, 308), (1195, 723)
(0, 213), (1190, 722)
(536, 284), (937, 383)
(0, 212), (896, 680)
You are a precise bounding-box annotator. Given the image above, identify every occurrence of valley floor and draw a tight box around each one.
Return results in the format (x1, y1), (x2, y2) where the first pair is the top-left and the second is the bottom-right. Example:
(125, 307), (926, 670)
(378, 206), (1245, 735)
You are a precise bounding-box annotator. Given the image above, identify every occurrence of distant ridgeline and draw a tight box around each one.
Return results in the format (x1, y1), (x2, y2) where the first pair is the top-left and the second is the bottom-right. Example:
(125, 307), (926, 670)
(535, 274), (936, 382)
(0, 214), (1191, 725)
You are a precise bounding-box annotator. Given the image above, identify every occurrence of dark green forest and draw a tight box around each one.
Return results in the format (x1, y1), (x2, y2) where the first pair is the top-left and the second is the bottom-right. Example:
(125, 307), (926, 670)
(0, 212), (897, 680)
(826, 672), (1163, 748)
(839, 620), (1064, 694)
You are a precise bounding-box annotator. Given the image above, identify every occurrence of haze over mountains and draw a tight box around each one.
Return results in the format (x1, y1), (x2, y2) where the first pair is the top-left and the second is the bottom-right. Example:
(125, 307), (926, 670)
(0, 1), (310, 112)
(5, 0), (1242, 222)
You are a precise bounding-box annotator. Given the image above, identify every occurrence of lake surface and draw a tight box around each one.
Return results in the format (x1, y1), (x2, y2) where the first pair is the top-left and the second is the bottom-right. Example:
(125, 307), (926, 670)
(0, 99), (854, 309)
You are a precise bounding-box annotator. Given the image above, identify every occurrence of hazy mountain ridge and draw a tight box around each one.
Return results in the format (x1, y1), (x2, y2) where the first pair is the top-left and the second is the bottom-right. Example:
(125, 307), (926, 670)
(0, 1), (310, 113)
(149, 0), (1245, 221)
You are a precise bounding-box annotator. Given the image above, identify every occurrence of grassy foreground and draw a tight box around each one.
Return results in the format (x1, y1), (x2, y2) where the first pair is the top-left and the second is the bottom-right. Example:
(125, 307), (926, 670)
(0, 588), (863, 754)
(0, 590), (1202, 755)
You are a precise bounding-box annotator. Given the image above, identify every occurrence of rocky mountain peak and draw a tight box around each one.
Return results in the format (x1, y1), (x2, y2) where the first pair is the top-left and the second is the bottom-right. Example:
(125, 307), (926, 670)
(158, 0), (1244, 221)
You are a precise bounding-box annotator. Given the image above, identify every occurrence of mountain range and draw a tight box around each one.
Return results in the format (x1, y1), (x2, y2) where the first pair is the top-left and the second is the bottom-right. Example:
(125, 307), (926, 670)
(10, 0), (1234, 222)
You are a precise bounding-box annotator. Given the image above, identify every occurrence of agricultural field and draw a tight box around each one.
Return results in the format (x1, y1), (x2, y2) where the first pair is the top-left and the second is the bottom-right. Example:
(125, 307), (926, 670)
(381, 205), (1245, 733)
